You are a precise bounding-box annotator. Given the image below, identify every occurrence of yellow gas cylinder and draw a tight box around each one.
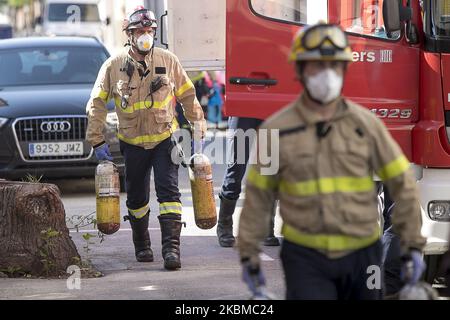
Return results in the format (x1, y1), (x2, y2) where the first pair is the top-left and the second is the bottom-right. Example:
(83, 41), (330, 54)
(189, 153), (217, 229)
(95, 161), (120, 235)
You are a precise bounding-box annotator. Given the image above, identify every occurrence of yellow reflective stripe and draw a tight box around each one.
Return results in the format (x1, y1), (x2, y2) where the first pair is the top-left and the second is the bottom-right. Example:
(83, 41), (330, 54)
(160, 202), (182, 208)
(377, 155), (410, 181)
(160, 210), (182, 215)
(97, 90), (109, 102)
(190, 72), (204, 83)
(117, 120), (178, 145)
(279, 176), (374, 197)
(128, 204), (150, 219)
(115, 94), (174, 113)
(175, 80), (194, 97)
(159, 202), (182, 214)
(282, 223), (380, 251)
(247, 166), (279, 191)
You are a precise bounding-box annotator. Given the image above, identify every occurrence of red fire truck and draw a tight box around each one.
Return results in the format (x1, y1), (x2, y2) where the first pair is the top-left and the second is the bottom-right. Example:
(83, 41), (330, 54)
(165, 0), (449, 283)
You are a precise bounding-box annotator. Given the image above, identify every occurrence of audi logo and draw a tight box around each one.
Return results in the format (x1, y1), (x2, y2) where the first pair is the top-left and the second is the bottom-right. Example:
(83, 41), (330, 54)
(40, 121), (72, 133)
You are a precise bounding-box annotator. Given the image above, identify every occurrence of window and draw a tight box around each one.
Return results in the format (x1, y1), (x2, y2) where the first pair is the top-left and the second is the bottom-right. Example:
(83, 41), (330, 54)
(250, 0), (328, 25)
(48, 3), (100, 22)
(0, 47), (107, 87)
(338, 0), (400, 40)
(431, 0), (450, 37)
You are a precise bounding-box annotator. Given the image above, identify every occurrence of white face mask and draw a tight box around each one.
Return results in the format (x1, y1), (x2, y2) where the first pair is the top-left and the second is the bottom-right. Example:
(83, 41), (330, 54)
(305, 68), (344, 105)
(135, 33), (154, 52)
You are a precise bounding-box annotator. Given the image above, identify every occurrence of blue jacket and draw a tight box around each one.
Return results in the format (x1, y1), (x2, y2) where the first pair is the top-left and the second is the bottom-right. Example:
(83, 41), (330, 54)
(208, 82), (223, 107)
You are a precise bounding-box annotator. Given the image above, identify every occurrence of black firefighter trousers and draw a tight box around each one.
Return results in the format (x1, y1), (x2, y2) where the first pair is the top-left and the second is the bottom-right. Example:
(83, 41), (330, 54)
(120, 138), (181, 218)
(281, 240), (383, 300)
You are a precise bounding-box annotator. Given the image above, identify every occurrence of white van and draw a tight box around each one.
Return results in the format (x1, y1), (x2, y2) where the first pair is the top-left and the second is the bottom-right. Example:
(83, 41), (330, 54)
(36, 0), (109, 40)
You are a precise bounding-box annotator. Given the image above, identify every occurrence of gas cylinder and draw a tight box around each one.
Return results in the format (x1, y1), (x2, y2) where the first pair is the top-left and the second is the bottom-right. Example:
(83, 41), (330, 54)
(95, 161), (120, 235)
(189, 153), (217, 229)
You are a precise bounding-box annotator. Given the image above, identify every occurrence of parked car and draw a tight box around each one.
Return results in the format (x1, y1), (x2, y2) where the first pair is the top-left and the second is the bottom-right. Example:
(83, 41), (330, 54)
(0, 13), (12, 39)
(0, 36), (122, 180)
(35, 0), (109, 41)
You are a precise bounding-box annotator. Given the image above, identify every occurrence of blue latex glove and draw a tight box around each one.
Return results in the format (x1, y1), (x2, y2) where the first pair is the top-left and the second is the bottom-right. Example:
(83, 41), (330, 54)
(94, 143), (113, 161)
(242, 260), (266, 296)
(401, 249), (426, 285)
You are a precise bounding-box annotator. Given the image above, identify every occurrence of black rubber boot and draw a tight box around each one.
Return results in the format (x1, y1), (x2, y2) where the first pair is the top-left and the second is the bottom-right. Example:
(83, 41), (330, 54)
(158, 214), (183, 270)
(124, 211), (154, 262)
(263, 202), (280, 247)
(216, 195), (237, 247)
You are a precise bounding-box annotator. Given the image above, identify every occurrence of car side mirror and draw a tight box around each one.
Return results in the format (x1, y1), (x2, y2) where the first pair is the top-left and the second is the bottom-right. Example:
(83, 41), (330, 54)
(35, 16), (43, 25)
(383, 0), (401, 33)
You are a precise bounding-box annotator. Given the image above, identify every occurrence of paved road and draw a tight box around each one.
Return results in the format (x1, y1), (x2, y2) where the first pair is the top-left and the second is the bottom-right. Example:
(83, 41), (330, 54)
(0, 132), (286, 300)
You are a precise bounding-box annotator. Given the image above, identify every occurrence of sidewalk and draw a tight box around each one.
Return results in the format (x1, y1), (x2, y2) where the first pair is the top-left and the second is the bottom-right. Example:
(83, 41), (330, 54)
(0, 229), (285, 300)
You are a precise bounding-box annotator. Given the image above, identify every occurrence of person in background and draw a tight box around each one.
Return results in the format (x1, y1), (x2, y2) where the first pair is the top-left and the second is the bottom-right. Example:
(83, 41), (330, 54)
(207, 80), (224, 129)
(191, 71), (211, 116)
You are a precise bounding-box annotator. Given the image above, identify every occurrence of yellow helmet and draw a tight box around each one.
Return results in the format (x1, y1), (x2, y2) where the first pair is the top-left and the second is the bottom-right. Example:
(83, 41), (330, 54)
(289, 23), (353, 62)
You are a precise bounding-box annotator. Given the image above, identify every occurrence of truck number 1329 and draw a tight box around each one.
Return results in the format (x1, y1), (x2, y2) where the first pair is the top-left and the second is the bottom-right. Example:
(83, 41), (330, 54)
(370, 108), (413, 119)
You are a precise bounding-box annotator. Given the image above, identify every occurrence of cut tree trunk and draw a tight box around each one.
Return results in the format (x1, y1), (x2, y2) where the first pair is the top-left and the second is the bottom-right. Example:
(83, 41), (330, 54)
(0, 180), (80, 277)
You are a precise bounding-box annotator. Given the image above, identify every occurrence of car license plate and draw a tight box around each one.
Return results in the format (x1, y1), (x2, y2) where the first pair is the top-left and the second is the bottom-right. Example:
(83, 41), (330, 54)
(28, 142), (84, 157)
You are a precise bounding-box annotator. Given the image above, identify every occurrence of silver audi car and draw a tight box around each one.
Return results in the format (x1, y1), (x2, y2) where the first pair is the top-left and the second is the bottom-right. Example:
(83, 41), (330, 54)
(0, 36), (123, 180)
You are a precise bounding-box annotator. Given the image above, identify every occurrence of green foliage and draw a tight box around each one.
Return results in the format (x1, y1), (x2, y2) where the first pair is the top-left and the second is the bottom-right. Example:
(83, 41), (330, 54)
(38, 228), (61, 276)
(22, 173), (43, 183)
(82, 233), (95, 241)
(0, 229), (62, 278)
(0, 266), (24, 277)
(8, 0), (32, 8)
(66, 212), (107, 276)
(82, 232), (96, 261)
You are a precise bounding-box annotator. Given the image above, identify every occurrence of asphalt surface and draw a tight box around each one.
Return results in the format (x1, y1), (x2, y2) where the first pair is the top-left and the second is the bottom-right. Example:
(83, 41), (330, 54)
(0, 131), (286, 300)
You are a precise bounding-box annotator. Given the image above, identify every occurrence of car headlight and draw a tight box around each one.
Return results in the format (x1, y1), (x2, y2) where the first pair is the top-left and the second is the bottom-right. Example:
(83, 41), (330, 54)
(428, 201), (450, 221)
(106, 112), (118, 126)
(0, 117), (8, 129)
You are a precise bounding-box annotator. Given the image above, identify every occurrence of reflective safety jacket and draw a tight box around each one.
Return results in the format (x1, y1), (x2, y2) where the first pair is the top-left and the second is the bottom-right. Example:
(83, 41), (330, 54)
(237, 96), (425, 264)
(86, 48), (205, 149)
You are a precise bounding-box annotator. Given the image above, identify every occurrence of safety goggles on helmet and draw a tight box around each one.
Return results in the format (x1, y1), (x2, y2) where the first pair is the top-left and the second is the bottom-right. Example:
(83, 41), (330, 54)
(289, 23), (353, 62)
(126, 9), (157, 30)
(302, 24), (348, 51)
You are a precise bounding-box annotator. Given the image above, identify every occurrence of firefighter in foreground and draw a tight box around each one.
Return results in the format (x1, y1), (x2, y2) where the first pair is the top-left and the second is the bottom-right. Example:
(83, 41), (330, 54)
(86, 7), (206, 270)
(237, 23), (426, 299)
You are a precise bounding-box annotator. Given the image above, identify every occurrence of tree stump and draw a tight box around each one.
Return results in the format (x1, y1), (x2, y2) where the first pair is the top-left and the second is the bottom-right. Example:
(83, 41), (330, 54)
(0, 180), (80, 277)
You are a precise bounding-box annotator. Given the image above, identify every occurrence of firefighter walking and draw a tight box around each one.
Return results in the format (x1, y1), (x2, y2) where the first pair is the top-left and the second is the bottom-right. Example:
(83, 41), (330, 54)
(237, 23), (426, 299)
(86, 7), (206, 270)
